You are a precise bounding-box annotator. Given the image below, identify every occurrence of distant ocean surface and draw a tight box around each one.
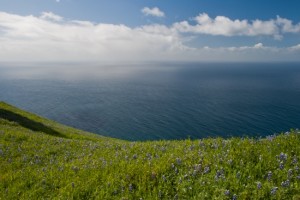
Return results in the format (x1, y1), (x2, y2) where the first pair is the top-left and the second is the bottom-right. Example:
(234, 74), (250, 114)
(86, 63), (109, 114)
(0, 62), (300, 141)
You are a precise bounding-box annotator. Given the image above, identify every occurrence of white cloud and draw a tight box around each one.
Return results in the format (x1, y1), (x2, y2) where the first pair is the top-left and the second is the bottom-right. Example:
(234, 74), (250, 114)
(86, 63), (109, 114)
(254, 43), (264, 49)
(288, 44), (300, 51)
(173, 13), (300, 38)
(141, 7), (165, 17)
(276, 16), (300, 33)
(0, 11), (300, 62)
(40, 12), (63, 21)
(55, 0), (60, 3)
(0, 11), (185, 62)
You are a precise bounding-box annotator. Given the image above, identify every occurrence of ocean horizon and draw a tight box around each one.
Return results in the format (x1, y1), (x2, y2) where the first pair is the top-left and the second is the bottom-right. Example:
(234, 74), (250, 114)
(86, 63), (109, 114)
(1, 62), (300, 141)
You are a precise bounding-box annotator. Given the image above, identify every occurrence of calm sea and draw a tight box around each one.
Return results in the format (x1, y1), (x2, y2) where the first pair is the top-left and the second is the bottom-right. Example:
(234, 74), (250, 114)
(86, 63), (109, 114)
(0, 62), (300, 141)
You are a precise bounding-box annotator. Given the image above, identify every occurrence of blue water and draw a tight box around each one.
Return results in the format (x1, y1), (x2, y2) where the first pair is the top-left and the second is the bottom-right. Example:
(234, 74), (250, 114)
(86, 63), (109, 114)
(0, 62), (300, 141)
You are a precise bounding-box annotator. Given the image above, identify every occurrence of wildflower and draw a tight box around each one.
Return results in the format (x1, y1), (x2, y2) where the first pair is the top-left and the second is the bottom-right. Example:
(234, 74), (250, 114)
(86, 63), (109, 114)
(279, 161), (284, 170)
(279, 152), (288, 162)
(267, 171), (272, 181)
(257, 182), (262, 189)
(288, 169), (293, 178)
(174, 167), (179, 174)
(204, 166), (210, 174)
(184, 174), (189, 179)
(176, 158), (182, 165)
(129, 184), (133, 192)
(224, 189), (230, 196)
(215, 169), (225, 181)
(292, 156), (298, 165)
(194, 164), (201, 172)
(232, 194), (237, 200)
(228, 159), (233, 165)
(281, 180), (290, 188)
(266, 134), (276, 141)
(171, 163), (175, 169)
(270, 187), (278, 195)
(284, 131), (290, 135)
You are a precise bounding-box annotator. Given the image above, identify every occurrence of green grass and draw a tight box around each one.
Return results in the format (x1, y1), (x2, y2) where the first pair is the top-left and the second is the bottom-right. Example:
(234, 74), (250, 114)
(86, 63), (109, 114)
(1, 101), (300, 199)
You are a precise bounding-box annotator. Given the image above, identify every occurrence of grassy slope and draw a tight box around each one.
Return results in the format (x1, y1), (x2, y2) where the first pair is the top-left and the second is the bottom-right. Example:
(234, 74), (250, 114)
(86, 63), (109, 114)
(0, 101), (300, 199)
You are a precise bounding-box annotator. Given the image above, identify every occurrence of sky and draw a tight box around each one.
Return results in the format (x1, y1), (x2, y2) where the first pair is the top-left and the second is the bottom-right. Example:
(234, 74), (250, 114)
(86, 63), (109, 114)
(0, 0), (300, 62)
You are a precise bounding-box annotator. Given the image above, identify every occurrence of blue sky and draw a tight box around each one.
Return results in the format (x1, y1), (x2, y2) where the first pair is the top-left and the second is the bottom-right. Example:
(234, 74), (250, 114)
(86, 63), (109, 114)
(0, 0), (300, 62)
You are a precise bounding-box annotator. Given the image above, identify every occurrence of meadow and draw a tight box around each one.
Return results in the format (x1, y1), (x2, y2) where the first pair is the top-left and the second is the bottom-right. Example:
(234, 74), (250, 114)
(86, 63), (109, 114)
(1, 101), (300, 199)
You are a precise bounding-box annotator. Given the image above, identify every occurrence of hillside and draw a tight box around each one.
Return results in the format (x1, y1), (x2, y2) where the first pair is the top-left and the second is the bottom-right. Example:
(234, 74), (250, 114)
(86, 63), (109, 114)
(0, 101), (300, 199)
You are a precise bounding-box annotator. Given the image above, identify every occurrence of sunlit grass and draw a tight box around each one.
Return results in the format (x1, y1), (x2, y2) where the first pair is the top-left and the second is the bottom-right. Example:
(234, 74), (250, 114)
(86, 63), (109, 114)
(1, 101), (300, 199)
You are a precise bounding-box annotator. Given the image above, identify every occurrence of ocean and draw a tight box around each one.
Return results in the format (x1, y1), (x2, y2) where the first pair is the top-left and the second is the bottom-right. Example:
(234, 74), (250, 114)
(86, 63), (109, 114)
(0, 62), (300, 141)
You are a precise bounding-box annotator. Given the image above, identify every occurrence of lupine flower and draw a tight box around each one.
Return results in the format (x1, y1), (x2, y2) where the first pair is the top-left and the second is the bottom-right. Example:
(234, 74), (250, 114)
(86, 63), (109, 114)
(267, 171), (272, 181)
(215, 169), (225, 181)
(288, 169), (293, 178)
(292, 156), (298, 165)
(266, 134), (276, 141)
(279, 152), (288, 162)
(281, 180), (290, 187)
(270, 187), (278, 195)
(224, 189), (230, 196)
(171, 163), (175, 169)
(284, 131), (290, 135)
(279, 161), (284, 170)
(204, 166), (210, 174)
(174, 167), (179, 174)
(129, 184), (133, 192)
(176, 158), (182, 165)
(257, 182), (262, 189)
(232, 194), (237, 200)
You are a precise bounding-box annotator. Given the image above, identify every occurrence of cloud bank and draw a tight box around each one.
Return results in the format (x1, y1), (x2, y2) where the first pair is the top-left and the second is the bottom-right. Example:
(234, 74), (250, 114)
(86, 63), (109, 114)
(173, 13), (300, 39)
(0, 11), (299, 62)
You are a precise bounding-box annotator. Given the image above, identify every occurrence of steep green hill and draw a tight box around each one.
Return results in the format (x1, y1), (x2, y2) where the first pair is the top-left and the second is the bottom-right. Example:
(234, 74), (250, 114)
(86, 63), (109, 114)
(0, 101), (300, 199)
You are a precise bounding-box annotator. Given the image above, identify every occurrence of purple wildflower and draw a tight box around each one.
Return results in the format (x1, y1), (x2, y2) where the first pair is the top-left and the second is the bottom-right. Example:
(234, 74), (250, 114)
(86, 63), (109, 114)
(224, 190), (230, 196)
(257, 182), (262, 189)
(281, 180), (290, 187)
(270, 187), (278, 195)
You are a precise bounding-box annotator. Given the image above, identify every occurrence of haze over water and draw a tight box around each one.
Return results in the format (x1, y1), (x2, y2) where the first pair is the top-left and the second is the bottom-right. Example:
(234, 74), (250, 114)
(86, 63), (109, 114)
(1, 62), (300, 141)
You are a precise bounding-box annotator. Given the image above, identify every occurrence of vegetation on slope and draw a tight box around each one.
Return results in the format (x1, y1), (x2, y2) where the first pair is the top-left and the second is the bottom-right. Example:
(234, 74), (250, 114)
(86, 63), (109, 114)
(0, 101), (300, 199)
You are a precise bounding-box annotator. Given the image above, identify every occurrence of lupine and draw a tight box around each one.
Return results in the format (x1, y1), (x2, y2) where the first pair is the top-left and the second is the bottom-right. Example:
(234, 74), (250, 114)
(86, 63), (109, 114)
(279, 161), (284, 170)
(204, 166), (210, 174)
(224, 189), (230, 196)
(288, 169), (293, 178)
(279, 152), (288, 162)
(267, 171), (272, 181)
(232, 194), (237, 200)
(281, 180), (290, 187)
(257, 182), (262, 189)
(270, 187), (278, 195)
